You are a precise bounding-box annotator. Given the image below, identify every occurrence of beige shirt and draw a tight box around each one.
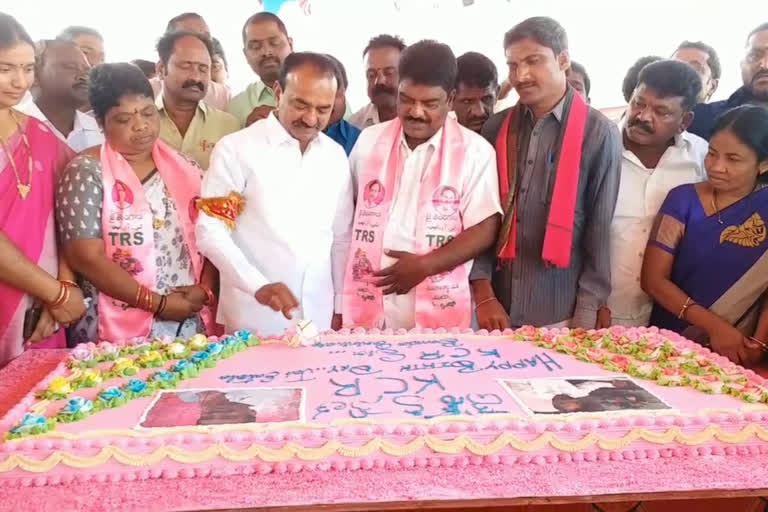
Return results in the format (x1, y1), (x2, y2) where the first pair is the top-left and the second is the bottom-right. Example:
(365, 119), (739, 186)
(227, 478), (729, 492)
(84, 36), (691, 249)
(156, 95), (240, 170)
(349, 103), (380, 130)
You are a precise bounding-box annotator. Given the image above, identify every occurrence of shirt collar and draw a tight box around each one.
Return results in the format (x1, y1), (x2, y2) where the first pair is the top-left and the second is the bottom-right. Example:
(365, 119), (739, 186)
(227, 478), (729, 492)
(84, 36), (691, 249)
(265, 111), (323, 150)
(399, 123), (443, 154)
(156, 93), (207, 120)
(74, 110), (101, 132)
(523, 92), (567, 124)
(252, 80), (276, 102)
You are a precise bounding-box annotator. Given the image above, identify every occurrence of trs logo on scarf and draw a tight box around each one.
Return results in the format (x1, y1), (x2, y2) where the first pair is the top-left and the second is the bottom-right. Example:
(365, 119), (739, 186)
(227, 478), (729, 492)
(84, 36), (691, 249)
(432, 186), (459, 216)
(112, 181), (134, 209)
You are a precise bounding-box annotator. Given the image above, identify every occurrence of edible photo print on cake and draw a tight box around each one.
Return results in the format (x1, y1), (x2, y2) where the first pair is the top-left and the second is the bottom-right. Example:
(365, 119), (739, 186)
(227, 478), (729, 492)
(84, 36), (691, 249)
(498, 376), (672, 416)
(137, 387), (305, 428)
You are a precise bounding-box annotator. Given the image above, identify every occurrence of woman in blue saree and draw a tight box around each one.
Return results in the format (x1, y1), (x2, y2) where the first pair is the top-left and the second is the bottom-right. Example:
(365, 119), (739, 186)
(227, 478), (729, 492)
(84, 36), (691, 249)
(642, 105), (768, 367)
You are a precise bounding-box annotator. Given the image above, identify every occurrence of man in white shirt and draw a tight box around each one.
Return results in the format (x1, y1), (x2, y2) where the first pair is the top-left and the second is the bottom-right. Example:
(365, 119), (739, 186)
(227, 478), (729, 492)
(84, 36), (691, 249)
(349, 34), (405, 130)
(342, 40), (502, 330)
(19, 40), (103, 152)
(609, 60), (709, 326)
(196, 52), (353, 336)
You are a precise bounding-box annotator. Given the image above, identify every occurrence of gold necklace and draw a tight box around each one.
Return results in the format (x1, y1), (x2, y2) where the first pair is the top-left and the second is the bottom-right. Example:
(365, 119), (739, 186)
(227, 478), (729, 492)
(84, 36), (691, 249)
(711, 190), (724, 225)
(0, 110), (33, 199)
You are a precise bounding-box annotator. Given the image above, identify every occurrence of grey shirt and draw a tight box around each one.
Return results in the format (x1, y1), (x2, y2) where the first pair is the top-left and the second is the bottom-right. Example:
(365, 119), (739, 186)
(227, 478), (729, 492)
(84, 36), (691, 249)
(470, 96), (621, 328)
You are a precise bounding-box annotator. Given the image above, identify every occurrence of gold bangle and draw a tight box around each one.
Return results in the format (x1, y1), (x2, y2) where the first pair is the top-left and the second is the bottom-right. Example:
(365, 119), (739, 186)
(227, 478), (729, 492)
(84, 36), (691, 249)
(474, 297), (497, 311)
(47, 283), (69, 309)
(678, 297), (695, 320)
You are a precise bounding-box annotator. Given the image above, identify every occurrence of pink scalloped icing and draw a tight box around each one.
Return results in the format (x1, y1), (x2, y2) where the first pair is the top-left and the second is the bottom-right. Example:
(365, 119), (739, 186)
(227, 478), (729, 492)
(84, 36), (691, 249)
(2, 327), (768, 488)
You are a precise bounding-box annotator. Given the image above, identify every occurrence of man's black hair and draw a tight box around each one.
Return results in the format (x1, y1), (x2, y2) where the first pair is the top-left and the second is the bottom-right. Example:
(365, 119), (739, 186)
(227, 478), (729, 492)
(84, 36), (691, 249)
(622, 55), (662, 103)
(456, 51), (498, 90)
(675, 41), (721, 80)
(636, 59), (703, 111)
(399, 39), (457, 94)
(156, 31), (213, 68)
(241, 12), (288, 44)
(568, 60), (591, 96)
(165, 12), (204, 34)
(503, 16), (567, 55)
(277, 52), (337, 90)
(362, 34), (406, 57)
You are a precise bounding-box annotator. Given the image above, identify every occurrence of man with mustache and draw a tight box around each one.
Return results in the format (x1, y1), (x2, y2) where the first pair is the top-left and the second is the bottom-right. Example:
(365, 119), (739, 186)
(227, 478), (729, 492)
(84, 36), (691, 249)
(453, 51), (499, 133)
(18, 40), (103, 152)
(689, 23), (768, 140)
(197, 53), (353, 335)
(470, 17), (621, 331)
(609, 60), (708, 327)
(148, 13), (231, 112)
(228, 12), (293, 128)
(342, 40), (502, 330)
(155, 31), (239, 170)
(349, 34), (405, 130)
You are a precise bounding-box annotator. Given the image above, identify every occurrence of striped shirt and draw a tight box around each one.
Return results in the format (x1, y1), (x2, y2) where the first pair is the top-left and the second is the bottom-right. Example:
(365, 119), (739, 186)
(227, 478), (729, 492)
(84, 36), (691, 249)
(470, 94), (622, 328)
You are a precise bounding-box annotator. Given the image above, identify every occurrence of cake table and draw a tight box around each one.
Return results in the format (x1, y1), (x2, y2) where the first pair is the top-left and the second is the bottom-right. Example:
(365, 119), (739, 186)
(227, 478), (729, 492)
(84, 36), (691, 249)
(1, 325), (768, 512)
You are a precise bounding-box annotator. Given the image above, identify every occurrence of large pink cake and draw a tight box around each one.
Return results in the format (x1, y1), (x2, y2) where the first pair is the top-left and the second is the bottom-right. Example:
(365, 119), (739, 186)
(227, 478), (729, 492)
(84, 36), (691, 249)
(2, 326), (768, 488)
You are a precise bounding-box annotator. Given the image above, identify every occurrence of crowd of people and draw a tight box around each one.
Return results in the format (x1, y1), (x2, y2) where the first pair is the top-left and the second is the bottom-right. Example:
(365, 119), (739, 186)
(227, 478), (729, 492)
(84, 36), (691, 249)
(1, 10), (767, 369)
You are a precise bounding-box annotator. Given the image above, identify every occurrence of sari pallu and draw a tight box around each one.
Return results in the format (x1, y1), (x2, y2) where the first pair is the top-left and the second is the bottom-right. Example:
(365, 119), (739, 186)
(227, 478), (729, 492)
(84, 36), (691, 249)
(649, 184), (768, 343)
(98, 140), (214, 341)
(0, 117), (72, 365)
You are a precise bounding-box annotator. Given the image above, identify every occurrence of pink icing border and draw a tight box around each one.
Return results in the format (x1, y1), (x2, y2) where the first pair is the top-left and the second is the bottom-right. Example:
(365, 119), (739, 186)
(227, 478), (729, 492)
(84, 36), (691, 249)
(2, 326), (768, 487)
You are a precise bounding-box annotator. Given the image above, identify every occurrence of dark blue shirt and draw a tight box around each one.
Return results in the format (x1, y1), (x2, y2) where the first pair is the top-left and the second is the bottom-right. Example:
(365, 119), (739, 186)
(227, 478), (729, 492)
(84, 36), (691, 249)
(325, 120), (361, 156)
(689, 87), (754, 141)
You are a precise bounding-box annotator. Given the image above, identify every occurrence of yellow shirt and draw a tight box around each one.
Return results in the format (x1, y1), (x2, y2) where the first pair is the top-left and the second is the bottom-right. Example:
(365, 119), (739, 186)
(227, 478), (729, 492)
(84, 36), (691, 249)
(157, 95), (240, 170)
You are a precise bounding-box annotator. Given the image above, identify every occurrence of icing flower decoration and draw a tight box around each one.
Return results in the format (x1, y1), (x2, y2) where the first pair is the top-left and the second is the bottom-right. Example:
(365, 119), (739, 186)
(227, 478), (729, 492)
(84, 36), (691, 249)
(166, 342), (187, 356)
(188, 334), (209, 351)
(132, 342), (152, 353)
(125, 379), (148, 393)
(152, 371), (175, 382)
(112, 357), (139, 377)
(10, 413), (48, 435)
(97, 341), (120, 359)
(47, 377), (73, 395)
(223, 336), (240, 347)
(71, 344), (95, 362)
(657, 367), (687, 386)
(126, 337), (145, 347)
(235, 330), (252, 342)
(559, 338), (580, 354)
(78, 368), (103, 387)
(99, 386), (126, 403)
(61, 397), (94, 416)
(154, 336), (174, 346)
(137, 350), (165, 368)
(516, 325), (538, 338)
(538, 334), (558, 350)
(206, 342), (224, 356)
(191, 351), (210, 364)
(173, 359), (192, 373)
(606, 355), (630, 372)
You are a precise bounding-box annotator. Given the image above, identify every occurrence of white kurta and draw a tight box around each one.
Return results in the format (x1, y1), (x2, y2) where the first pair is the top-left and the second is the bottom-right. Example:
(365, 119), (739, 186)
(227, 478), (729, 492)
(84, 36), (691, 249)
(608, 129), (709, 326)
(349, 120), (502, 329)
(196, 114), (354, 336)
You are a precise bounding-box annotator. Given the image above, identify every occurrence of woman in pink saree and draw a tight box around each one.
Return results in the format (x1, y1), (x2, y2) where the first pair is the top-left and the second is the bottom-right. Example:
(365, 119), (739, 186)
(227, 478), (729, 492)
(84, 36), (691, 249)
(0, 13), (86, 367)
